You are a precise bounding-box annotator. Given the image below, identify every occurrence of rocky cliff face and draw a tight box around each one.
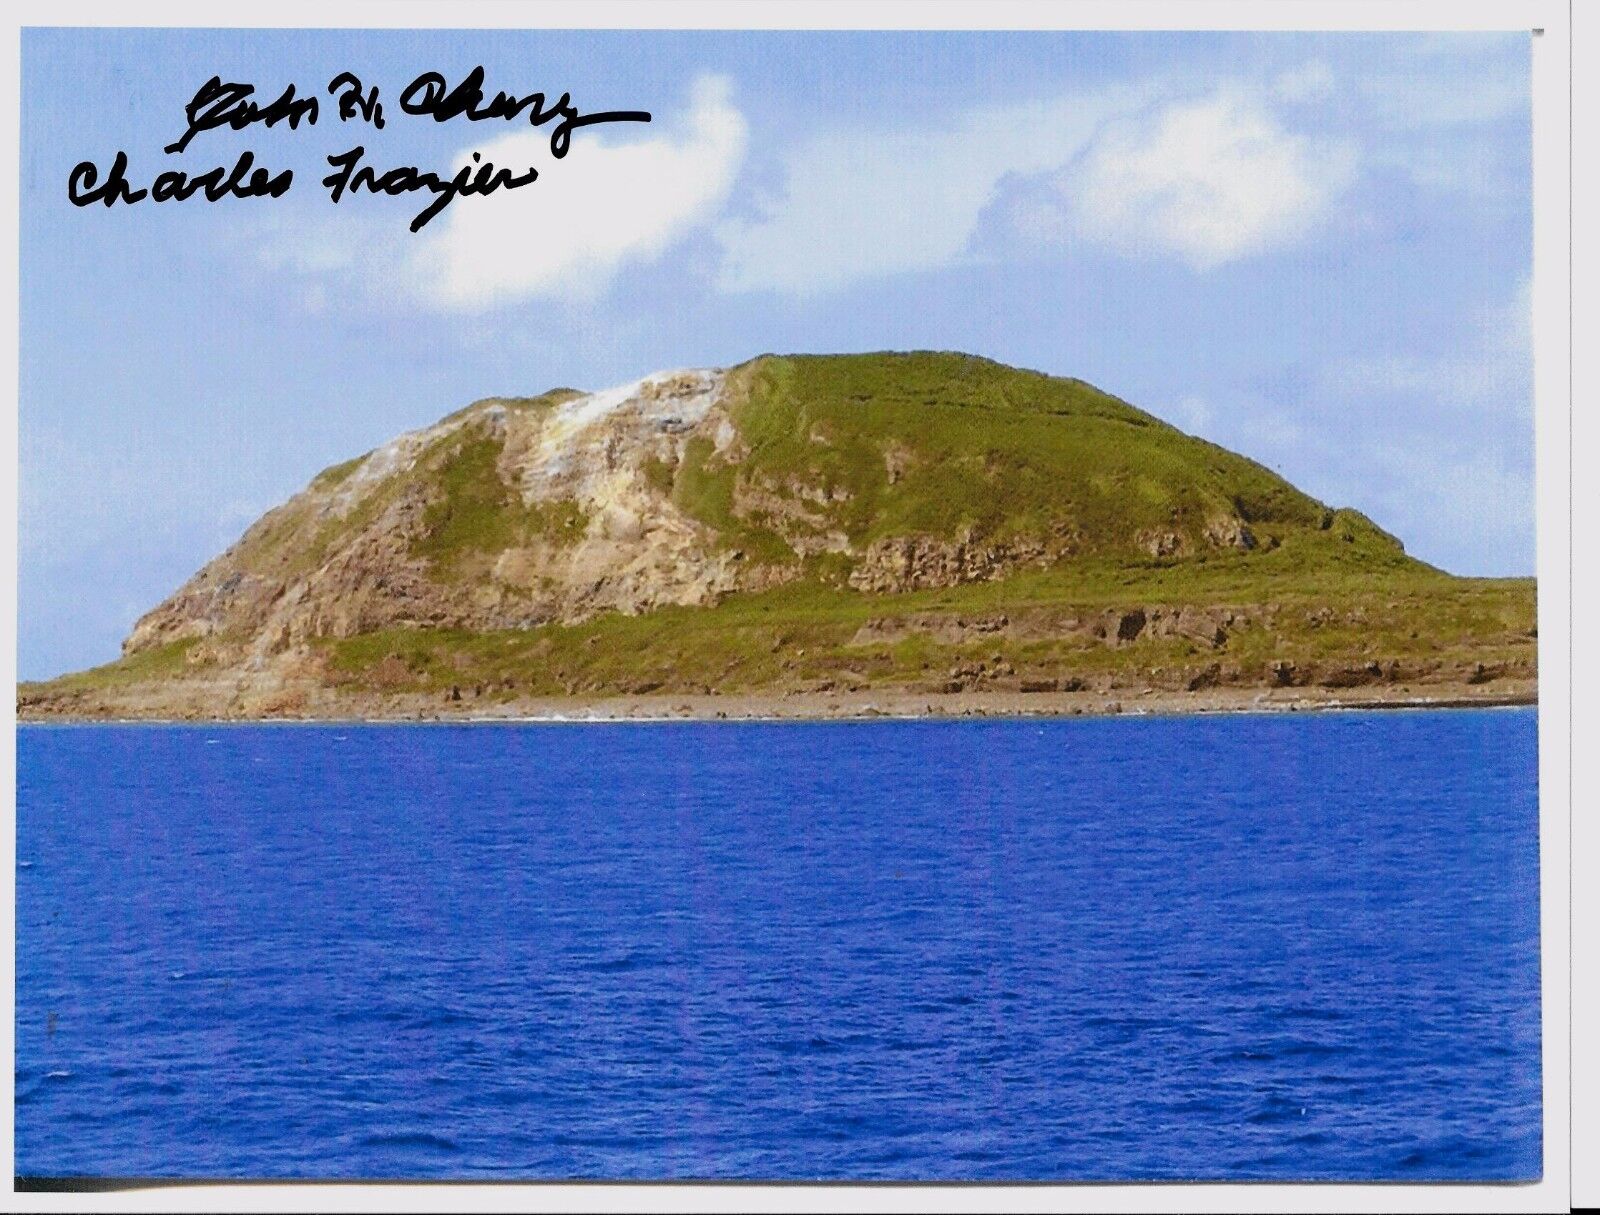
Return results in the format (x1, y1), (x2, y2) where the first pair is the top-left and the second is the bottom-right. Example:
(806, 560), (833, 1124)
(126, 369), (758, 662)
(123, 352), (1413, 668)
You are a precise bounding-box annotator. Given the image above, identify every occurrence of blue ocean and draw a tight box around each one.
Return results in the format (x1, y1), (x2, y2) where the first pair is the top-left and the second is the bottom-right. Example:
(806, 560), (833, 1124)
(14, 709), (1541, 1182)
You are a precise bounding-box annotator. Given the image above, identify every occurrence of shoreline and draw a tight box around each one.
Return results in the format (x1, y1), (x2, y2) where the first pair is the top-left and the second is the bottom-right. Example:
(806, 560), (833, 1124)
(15, 679), (1537, 726)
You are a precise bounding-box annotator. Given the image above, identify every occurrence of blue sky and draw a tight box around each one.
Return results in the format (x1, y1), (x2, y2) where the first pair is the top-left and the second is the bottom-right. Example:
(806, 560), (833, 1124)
(19, 28), (1532, 680)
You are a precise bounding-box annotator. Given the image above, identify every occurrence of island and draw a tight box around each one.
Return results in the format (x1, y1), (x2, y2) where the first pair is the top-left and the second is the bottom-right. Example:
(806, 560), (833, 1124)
(17, 352), (1536, 722)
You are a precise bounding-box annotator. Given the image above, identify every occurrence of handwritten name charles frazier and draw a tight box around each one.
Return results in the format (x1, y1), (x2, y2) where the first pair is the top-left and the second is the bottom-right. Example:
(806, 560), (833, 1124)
(67, 68), (651, 231)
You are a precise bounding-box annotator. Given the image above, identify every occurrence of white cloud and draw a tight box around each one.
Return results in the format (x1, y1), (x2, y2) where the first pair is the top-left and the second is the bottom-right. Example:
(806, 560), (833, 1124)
(1273, 277), (1532, 573)
(1338, 36), (1529, 201)
(1359, 445), (1534, 575)
(1356, 47), (1529, 130)
(408, 75), (747, 311)
(244, 76), (747, 314)
(241, 41), (1522, 306)
(714, 84), (1151, 294)
(1058, 88), (1358, 271)
(1317, 277), (1531, 414)
(718, 80), (1358, 293)
(1273, 61), (1335, 104)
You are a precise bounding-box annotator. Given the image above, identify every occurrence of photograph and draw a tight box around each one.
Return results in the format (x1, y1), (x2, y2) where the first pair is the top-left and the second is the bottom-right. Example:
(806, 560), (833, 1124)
(6, 6), (1576, 1206)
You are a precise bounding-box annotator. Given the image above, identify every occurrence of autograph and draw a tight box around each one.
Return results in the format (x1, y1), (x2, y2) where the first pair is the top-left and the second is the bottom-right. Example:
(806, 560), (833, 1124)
(68, 68), (651, 231)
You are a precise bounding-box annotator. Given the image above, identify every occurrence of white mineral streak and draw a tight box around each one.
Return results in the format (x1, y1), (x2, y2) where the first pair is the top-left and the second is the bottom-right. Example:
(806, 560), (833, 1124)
(327, 408), (493, 518)
(512, 369), (728, 556)
(526, 368), (725, 496)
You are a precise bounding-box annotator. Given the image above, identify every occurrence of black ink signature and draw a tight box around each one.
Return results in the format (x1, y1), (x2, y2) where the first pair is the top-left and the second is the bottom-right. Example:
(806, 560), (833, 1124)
(398, 66), (651, 158)
(322, 146), (539, 232)
(67, 68), (653, 228)
(164, 77), (320, 155)
(68, 149), (293, 206)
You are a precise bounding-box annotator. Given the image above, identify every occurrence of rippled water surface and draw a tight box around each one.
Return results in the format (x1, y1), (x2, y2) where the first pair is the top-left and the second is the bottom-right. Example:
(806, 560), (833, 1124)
(16, 710), (1540, 1180)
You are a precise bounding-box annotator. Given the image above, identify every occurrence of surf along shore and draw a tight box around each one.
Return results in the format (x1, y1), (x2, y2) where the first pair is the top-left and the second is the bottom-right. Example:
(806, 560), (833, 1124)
(17, 678), (1534, 724)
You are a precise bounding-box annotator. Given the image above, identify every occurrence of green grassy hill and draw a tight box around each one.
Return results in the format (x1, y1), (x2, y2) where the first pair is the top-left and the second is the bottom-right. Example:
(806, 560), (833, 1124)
(717, 355), (1370, 545)
(17, 352), (1535, 718)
